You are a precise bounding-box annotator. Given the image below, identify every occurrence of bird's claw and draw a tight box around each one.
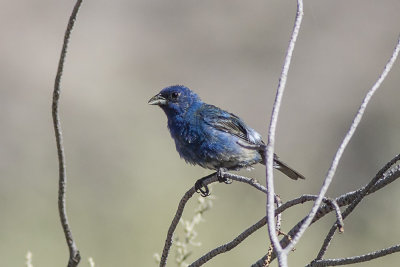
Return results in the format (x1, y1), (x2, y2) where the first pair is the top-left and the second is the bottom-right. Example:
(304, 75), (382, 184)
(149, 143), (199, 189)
(195, 169), (231, 197)
(195, 178), (210, 197)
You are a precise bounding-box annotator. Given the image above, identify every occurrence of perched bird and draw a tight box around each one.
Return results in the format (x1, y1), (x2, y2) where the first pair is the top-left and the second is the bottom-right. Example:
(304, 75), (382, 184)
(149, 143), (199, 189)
(149, 85), (304, 195)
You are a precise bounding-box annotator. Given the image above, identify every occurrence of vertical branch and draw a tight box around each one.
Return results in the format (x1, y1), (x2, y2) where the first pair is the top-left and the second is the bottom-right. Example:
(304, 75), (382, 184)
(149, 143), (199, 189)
(265, 0), (304, 265)
(52, 0), (84, 266)
(283, 34), (400, 253)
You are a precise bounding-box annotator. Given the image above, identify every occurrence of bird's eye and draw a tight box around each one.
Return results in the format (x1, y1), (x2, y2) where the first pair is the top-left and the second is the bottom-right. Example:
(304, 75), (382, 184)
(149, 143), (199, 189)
(171, 92), (180, 100)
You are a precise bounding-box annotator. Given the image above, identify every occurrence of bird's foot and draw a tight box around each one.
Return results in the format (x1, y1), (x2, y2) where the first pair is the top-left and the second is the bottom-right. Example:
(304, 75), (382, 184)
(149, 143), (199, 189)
(195, 178), (210, 197)
(217, 168), (232, 184)
(195, 169), (231, 197)
(195, 172), (216, 197)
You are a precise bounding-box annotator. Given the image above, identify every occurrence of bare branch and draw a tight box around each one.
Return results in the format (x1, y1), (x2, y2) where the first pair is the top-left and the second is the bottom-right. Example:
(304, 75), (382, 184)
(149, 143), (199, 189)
(188, 216), (267, 267)
(265, 1), (304, 265)
(252, 159), (400, 266)
(52, 0), (83, 266)
(159, 181), (208, 267)
(308, 244), (400, 267)
(160, 172), (272, 267)
(316, 154), (400, 260)
(188, 194), (341, 267)
(278, 195), (343, 233)
(186, 158), (400, 267)
(222, 172), (267, 194)
(162, 31), (400, 267)
(284, 34), (400, 254)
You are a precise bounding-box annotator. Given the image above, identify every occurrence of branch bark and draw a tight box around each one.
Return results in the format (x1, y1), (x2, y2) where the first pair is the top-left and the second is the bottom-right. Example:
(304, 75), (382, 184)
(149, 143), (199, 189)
(308, 244), (400, 267)
(158, 155), (400, 267)
(315, 153), (400, 260)
(282, 33), (400, 255)
(189, 194), (342, 267)
(160, 172), (283, 267)
(252, 159), (400, 266)
(265, 1), (304, 265)
(52, 0), (84, 266)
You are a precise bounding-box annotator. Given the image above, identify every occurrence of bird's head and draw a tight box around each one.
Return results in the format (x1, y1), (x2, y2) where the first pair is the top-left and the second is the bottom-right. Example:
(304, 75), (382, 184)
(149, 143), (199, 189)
(148, 85), (201, 116)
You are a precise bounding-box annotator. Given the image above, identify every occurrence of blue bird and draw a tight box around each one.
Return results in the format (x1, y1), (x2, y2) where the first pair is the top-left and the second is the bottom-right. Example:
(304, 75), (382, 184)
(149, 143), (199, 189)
(149, 85), (304, 195)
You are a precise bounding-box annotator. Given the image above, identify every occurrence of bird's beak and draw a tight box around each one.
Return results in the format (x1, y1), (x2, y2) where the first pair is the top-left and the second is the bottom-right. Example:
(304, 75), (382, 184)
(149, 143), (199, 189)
(148, 93), (167, 106)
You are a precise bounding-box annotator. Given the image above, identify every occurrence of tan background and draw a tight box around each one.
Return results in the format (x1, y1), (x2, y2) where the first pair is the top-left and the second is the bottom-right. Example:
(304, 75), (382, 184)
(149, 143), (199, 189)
(1, 0), (400, 266)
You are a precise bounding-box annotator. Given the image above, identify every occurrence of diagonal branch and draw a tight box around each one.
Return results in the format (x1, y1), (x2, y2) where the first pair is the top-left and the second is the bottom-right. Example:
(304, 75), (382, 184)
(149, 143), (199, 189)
(308, 244), (400, 267)
(283, 33), (400, 254)
(315, 154), (400, 260)
(188, 216), (267, 267)
(52, 0), (84, 266)
(181, 156), (400, 267)
(159, 172), (269, 267)
(252, 157), (400, 266)
(189, 194), (342, 267)
(159, 182), (202, 267)
(265, 1), (304, 265)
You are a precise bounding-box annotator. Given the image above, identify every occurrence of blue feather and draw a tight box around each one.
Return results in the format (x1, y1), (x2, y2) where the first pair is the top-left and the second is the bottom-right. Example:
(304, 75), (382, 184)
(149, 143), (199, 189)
(149, 85), (304, 180)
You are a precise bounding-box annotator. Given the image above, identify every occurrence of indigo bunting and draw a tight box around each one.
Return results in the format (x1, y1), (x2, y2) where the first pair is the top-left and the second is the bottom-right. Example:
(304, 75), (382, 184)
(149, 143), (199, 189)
(149, 85), (304, 195)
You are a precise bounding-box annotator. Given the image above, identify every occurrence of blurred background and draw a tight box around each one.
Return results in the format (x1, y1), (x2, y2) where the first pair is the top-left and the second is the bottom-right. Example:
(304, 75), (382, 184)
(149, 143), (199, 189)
(1, 0), (400, 266)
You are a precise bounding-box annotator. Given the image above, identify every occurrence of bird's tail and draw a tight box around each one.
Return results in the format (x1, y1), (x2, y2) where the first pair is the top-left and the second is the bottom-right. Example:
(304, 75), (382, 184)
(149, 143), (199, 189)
(257, 144), (305, 180)
(236, 141), (305, 180)
(273, 157), (305, 180)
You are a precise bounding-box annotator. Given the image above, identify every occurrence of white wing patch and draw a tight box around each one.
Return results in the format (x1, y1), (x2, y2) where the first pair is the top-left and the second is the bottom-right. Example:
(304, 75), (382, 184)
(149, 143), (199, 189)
(247, 128), (262, 144)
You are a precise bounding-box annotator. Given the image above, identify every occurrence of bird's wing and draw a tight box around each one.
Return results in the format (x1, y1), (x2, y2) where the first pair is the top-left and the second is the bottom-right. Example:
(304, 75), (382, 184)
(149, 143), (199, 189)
(200, 104), (262, 145)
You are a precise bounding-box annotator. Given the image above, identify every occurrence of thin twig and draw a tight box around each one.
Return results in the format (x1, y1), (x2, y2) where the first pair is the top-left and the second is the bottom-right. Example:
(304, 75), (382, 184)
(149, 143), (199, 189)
(316, 198), (343, 233)
(265, 1), (304, 265)
(188, 216), (267, 267)
(52, 0), (83, 266)
(222, 172), (267, 194)
(186, 161), (400, 267)
(161, 171), (280, 267)
(159, 182), (210, 267)
(188, 194), (341, 266)
(160, 172), (269, 267)
(315, 154), (400, 260)
(162, 161), (399, 267)
(283, 34), (400, 254)
(278, 195), (343, 232)
(252, 160), (400, 266)
(308, 244), (400, 267)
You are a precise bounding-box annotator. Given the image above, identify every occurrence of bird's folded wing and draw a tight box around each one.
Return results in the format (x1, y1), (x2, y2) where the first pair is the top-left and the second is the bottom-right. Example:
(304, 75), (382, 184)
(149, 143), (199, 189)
(200, 104), (259, 146)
